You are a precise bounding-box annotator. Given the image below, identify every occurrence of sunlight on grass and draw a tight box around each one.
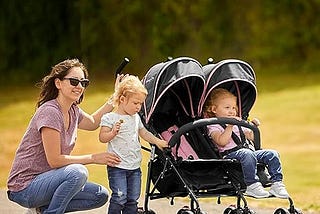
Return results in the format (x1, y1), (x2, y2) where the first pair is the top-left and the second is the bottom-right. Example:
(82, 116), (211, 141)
(1, 80), (320, 212)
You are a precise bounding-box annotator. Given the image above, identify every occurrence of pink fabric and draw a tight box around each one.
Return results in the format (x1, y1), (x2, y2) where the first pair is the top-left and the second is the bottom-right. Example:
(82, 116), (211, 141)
(161, 125), (199, 160)
(207, 124), (250, 152)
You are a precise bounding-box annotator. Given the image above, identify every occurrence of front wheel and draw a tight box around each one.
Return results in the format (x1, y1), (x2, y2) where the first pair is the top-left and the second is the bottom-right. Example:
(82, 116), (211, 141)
(137, 207), (156, 214)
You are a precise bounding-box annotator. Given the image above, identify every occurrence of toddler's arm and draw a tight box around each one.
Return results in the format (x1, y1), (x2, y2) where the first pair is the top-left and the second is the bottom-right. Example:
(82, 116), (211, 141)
(139, 127), (168, 149)
(99, 120), (122, 143)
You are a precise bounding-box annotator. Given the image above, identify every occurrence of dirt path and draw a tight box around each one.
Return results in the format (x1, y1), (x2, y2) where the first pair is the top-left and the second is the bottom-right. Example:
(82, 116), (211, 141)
(1, 189), (306, 214)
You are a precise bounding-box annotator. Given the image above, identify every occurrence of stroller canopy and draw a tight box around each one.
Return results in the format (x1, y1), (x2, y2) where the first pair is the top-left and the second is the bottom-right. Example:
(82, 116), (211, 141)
(200, 59), (257, 119)
(141, 57), (205, 126)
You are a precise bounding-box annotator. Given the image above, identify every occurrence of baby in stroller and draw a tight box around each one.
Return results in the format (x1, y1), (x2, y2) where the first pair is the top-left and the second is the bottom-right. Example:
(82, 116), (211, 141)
(203, 88), (289, 199)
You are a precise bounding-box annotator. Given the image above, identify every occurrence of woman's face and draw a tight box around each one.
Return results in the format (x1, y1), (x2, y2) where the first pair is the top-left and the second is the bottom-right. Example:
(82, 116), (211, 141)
(212, 97), (238, 117)
(57, 67), (88, 103)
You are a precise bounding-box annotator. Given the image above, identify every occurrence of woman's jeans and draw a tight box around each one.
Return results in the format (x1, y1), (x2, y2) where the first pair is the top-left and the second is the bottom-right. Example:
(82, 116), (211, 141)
(107, 167), (141, 214)
(7, 164), (108, 214)
(225, 148), (283, 185)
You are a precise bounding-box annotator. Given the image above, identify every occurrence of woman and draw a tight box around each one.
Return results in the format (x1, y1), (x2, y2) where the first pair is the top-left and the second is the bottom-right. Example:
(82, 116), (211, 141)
(7, 58), (121, 213)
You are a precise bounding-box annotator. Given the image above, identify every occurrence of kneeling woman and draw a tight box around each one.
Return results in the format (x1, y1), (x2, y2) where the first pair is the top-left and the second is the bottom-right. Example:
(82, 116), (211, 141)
(7, 59), (121, 213)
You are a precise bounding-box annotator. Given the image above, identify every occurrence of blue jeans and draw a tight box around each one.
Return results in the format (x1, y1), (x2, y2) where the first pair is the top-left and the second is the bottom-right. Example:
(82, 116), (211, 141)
(225, 148), (283, 185)
(107, 167), (141, 214)
(8, 164), (108, 214)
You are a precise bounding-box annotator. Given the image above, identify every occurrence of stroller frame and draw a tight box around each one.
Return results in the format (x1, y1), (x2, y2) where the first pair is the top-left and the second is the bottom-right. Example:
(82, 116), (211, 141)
(142, 118), (299, 214)
(140, 57), (301, 214)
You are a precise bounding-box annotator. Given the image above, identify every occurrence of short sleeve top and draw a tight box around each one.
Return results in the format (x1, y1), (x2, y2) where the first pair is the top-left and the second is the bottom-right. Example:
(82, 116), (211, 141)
(7, 99), (84, 192)
(207, 124), (250, 153)
(100, 113), (144, 170)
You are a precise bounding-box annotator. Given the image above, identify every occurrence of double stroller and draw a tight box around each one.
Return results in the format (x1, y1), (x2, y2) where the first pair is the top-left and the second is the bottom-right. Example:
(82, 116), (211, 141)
(138, 57), (301, 214)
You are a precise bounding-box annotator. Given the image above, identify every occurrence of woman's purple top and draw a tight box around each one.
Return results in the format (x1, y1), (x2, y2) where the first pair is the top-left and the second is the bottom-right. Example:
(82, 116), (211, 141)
(7, 99), (84, 192)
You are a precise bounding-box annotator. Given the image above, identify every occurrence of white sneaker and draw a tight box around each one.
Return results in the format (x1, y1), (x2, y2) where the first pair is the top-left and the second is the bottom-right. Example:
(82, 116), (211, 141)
(245, 182), (270, 198)
(24, 208), (41, 214)
(269, 181), (289, 199)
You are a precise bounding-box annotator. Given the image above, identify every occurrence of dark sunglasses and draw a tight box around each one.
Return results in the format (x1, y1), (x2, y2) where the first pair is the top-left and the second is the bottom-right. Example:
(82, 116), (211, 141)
(63, 78), (90, 88)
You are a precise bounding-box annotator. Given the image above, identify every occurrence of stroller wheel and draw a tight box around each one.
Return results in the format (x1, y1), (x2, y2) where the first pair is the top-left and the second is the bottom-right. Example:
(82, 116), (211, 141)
(177, 206), (195, 214)
(137, 206), (156, 214)
(224, 206), (255, 214)
(292, 208), (303, 214)
(223, 206), (238, 214)
(274, 208), (290, 214)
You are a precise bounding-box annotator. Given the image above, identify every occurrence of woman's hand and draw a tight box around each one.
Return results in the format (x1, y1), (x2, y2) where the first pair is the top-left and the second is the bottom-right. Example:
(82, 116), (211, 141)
(114, 74), (127, 89)
(92, 152), (121, 166)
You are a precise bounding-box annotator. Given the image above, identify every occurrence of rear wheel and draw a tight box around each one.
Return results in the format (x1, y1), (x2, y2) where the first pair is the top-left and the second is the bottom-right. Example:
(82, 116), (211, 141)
(223, 206), (239, 214)
(274, 208), (290, 214)
(177, 206), (194, 214)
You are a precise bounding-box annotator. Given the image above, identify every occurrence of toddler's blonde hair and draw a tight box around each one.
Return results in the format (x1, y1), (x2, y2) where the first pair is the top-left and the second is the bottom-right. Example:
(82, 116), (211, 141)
(113, 75), (148, 106)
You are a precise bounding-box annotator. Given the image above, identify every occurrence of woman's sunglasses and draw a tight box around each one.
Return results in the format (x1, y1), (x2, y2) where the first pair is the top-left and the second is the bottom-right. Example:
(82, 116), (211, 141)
(63, 78), (90, 88)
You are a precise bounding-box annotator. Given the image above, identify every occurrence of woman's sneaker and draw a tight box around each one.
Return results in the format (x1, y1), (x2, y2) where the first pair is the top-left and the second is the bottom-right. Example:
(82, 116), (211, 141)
(245, 182), (270, 198)
(24, 208), (41, 214)
(269, 181), (289, 199)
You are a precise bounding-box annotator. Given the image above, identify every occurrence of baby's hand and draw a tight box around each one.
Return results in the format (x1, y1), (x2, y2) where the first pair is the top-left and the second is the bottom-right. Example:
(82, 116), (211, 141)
(250, 118), (261, 126)
(232, 116), (242, 121)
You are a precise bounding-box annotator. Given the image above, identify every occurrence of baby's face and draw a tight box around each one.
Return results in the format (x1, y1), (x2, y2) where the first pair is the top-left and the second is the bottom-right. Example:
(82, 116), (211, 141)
(213, 97), (238, 117)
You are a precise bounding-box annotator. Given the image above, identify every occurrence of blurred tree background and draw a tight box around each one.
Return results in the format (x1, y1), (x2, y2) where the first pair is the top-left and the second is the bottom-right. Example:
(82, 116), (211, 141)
(0, 0), (319, 86)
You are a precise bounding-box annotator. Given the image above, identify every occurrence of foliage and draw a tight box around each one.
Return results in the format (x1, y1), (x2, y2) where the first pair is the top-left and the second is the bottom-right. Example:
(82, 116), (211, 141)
(1, 0), (320, 85)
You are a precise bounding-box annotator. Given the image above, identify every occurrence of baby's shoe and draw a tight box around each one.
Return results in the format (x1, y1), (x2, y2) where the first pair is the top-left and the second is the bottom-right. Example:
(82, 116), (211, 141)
(269, 181), (289, 199)
(245, 182), (270, 198)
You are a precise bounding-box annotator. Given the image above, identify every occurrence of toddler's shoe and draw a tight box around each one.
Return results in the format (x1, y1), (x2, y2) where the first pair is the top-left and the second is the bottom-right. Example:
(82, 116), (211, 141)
(245, 182), (270, 198)
(269, 181), (289, 199)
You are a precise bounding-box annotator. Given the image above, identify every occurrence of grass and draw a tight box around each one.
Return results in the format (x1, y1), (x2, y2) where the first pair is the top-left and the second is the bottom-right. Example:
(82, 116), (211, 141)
(1, 72), (320, 213)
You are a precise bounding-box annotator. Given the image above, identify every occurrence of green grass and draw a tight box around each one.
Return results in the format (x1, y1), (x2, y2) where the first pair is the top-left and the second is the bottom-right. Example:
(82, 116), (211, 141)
(1, 73), (320, 212)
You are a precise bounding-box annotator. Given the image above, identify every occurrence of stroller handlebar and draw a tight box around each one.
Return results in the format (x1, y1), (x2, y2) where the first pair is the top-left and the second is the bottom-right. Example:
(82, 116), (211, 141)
(168, 117), (261, 150)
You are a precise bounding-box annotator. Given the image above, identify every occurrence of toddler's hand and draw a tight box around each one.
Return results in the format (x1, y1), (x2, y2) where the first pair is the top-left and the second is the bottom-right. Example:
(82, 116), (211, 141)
(157, 139), (169, 150)
(112, 120), (124, 135)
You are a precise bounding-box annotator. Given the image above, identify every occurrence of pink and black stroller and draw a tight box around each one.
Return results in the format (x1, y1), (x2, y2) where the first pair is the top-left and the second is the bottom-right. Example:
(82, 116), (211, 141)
(139, 57), (301, 214)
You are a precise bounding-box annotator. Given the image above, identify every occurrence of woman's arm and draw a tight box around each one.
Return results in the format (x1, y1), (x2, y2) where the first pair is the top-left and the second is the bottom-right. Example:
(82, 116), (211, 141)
(78, 74), (125, 131)
(41, 127), (120, 168)
(78, 102), (114, 131)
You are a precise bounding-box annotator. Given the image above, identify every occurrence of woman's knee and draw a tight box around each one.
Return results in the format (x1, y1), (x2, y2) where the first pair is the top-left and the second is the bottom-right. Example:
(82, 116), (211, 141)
(65, 164), (88, 184)
(85, 185), (109, 209)
(96, 185), (109, 207)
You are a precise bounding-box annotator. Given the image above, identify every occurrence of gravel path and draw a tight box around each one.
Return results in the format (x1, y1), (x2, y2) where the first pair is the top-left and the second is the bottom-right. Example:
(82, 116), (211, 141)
(1, 189), (299, 214)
